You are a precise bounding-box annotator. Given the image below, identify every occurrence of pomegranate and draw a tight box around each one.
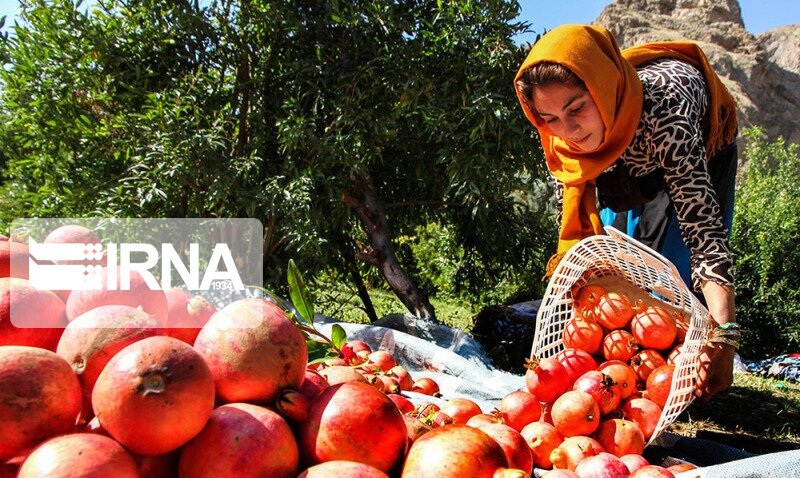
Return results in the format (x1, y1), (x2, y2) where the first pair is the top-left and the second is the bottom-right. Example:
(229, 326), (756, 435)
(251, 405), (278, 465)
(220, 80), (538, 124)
(519, 421), (563, 469)
(478, 423), (533, 472)
(299, 381), (407, 472)
(387, 393), (415, 414)
(162, 288), (216, 344)
(573, 284), (607, 310)
(341, 339), (373, 364)
(318, 365), (368, 385)
(554, 348), (597, 387)
(367, 350), (398, 372)
(629, 465), (676, 477)
(620, 453), (650, 473)
(573, 452), (630, 477)
(92, 336), (215, 455)
(594, 418), (646, 457)
(467, 412), (505, 428)
(597, 360), (638, 400)
(572, 370), (622, 415)
(439, 398), (483, 425)
(299, 461), (390, 478)
(387, 365), (414, 391)
(594, 292), (634, 330)
(630, 349), (667, 382)
(42, 224), (101, 254)
(179, 402), (299, 478)
(65, 268), (168, 323)
(17, 433), (138, 478)
(401, 425), (507, 477)
(551, 390), (600, 437)
(562, 315), (603, 355)
(1, 277), (67, 351)
(549, 435), (604, 471)
(411, 377), (441, 396)
(645, 364), (675, 408)
(620, 398), (663, 440)
(630, 306), (677, 350)
(276, 389), (311, 422)
(498, 390), (542, 431)
(193, 298), (307, 403)
(524, 356), (569, 403)
(666, 344), (684, 366)
(298, 369), (330, 400)
(0, 346), (82, 461)
(56, 304), (162, 395)
(0, 241), (30, 279)
(404, 415), (433, 445)
(601, 329), (639, 362)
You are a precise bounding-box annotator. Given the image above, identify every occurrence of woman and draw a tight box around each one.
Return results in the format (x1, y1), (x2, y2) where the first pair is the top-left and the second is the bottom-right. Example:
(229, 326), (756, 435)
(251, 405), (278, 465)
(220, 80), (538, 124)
(514, 24), (739, 401)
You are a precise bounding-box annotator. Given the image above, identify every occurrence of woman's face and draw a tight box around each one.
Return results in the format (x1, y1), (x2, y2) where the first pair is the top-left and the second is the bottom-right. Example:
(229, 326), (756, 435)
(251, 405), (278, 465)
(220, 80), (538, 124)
(531, 82), (605, 152)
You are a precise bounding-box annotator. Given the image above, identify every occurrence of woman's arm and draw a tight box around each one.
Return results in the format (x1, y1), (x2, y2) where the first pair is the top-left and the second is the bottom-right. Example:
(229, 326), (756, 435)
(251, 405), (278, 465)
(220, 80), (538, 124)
(694, 280), (736, 402)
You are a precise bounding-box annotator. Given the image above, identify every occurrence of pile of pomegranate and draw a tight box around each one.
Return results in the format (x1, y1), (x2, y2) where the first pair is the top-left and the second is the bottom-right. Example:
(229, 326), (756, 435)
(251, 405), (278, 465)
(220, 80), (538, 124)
(0, 229), (698, 477)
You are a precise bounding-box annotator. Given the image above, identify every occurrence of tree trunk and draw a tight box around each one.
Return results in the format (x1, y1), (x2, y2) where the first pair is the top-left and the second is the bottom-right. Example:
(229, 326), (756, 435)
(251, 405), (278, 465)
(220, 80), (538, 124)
(338, 240), (379, 323)
(344, 174), (437, 322)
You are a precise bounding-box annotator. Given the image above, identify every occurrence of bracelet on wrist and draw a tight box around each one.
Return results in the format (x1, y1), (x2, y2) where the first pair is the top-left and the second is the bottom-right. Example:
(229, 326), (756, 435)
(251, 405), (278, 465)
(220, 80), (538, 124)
(707, 336), (740, 349)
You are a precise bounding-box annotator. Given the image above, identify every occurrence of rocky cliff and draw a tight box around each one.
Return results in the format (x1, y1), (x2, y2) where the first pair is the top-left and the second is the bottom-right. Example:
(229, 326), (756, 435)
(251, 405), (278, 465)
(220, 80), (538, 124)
(594, 0), (800, 146)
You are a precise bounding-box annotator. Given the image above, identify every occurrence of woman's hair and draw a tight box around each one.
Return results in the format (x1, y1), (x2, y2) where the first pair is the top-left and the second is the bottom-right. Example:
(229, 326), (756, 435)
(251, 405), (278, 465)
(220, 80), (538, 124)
(515, 62), (587, 102)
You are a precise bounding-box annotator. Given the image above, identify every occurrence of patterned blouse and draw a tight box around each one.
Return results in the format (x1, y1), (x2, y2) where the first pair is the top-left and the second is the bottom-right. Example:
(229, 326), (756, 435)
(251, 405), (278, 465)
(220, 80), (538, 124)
(553, 59), (734, 290)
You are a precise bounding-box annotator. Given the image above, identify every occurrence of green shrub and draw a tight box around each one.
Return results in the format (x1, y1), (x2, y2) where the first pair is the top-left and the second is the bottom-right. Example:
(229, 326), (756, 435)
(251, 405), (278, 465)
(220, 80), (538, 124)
(731, 127), (800, 359)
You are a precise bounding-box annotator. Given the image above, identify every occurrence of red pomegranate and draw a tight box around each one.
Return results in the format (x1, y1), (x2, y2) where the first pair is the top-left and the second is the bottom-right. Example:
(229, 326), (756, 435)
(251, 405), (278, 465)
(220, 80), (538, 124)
(401, 425), (508, 477)
(630, 349), (667, 382)
(0, 241), (30, 279)
(594, 418), (646, 457)
(92, 336), (215, 455)
(630, 306), (677, 350)
(299, 461), (390, 478)
(551, 390), (601, 437)
(554, 348), (597, 387)
(562, 315), (603, 355)
(298, 369), (330, 400)
(179, 402), (299, 478)
(162, 287), (216, 344)
(549, 435), (604, 471)
(318, 364), (368, 386)
(387, 393), (415, 414)
(477, 423), (533, 472)
(572, 370), (622, 416)
(65, 268), (168, 323)
(0, 278), (66, 351)
(439, 398), (483, 425)
(629, 465), (676, 477)
(645, 364), (676, 408)
(0, 346), (82, 461)
(299, 381), (407, 473)
(620, 453), (650, 473)
(17, 433), (138, 478)
(573, 284), (607, 310)
(597, 360), (639, 400)
(520, 421), (563, 469)
(573, 452), (631, 478)
(56, 304), (162, 394)
(525, 356), (569, 403)
(620, 398), (663, 440)
(411, 377), (440, 395)
(388, 365), (414, 391)
(498, 390), (542, 431)
(594, 292), (635, 330)
(43, 224), (101, 252)
(601, 329), (639, 362)
(193, 298), (307, 403)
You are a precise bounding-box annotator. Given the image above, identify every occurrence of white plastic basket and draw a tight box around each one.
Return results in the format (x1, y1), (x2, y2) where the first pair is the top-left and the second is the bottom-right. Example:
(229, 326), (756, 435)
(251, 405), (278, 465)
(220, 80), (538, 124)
(530, 226), (711, 444)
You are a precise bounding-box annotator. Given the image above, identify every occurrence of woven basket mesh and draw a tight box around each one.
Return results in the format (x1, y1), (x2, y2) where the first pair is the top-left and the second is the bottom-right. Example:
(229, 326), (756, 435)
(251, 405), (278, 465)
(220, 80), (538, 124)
(530, 227), (711, 445)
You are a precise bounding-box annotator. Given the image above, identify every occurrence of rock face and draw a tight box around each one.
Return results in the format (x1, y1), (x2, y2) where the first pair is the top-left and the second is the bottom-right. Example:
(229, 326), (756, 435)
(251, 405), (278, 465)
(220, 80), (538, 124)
(595, 0), (800, 147)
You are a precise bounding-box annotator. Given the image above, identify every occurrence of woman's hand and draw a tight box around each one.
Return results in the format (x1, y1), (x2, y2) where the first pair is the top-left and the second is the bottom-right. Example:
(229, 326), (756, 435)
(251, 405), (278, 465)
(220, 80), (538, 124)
(694, 341), (735, 403)
(695, 280), (737, 402)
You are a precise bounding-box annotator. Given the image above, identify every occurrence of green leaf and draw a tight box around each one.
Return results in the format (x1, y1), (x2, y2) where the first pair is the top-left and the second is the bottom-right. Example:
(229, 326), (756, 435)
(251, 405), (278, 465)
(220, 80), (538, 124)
(330, 323), (347, 349)
(287, 259), (314, 324)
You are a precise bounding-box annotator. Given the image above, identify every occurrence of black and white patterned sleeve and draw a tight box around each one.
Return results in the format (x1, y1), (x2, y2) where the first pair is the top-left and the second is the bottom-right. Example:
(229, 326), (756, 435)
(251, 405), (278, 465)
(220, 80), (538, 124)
(645, 61), (734, 290)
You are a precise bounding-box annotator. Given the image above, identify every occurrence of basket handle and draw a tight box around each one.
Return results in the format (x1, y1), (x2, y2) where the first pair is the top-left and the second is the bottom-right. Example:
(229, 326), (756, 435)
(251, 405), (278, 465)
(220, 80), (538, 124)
(604, 226), (687, 289)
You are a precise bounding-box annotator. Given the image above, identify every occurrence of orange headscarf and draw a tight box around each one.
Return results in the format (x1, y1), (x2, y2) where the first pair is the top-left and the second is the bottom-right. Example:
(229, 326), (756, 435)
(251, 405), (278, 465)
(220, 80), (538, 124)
(513, 24), (737, 276)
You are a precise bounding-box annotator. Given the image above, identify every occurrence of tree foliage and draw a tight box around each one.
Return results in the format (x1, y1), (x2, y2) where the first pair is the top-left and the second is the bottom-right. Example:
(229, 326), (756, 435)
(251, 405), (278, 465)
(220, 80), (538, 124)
(0, 0), (554, 316)
(731, 127), (800, 359)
